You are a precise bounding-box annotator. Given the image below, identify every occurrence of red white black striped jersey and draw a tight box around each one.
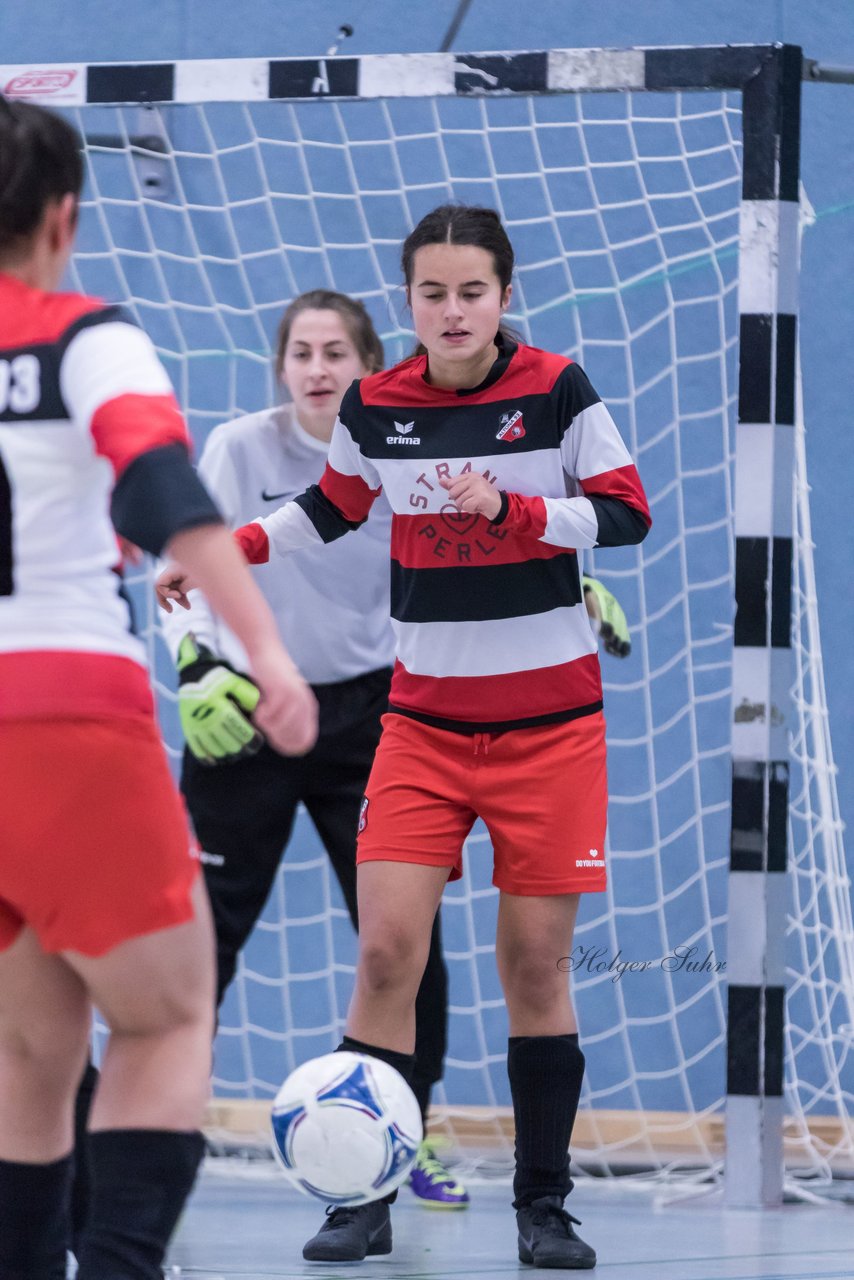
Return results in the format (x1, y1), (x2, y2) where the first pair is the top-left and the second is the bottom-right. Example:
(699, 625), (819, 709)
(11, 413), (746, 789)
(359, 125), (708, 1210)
(235, 337), (650, 733)
(0, 271), (219, 721)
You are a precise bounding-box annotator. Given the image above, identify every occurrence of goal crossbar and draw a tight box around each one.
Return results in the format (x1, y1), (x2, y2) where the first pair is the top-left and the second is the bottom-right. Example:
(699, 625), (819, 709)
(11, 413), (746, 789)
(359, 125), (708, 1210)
(1, 44), (805, 107)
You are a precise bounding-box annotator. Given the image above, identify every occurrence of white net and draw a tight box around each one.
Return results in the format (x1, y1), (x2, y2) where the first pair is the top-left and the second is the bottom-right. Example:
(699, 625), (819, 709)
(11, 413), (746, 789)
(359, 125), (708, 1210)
(785, 365), (854, 1187)
(70, 83), (853, 1186)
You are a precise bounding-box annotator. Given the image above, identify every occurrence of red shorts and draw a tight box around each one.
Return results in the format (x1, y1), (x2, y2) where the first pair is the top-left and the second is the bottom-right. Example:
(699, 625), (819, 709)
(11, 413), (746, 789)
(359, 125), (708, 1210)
(0, 717), (200, 957)
(357, 712), (608, 895)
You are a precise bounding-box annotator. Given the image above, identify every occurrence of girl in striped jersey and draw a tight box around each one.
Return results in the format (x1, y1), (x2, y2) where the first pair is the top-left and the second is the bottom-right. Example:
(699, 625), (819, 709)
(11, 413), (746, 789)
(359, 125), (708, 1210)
(159, 204), (651, 1269)
(0, 100), (317, 1279)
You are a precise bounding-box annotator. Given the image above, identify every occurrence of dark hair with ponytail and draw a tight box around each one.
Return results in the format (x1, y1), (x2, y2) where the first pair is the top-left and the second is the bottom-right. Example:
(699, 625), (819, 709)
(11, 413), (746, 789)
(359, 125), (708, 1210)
(401, 204), (522, 355)
(0, 98), (83, 257)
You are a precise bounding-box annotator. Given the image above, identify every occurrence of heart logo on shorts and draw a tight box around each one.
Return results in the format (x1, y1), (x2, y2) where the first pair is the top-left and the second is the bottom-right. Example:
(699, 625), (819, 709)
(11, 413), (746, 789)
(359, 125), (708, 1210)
(440, 505), (479, 536)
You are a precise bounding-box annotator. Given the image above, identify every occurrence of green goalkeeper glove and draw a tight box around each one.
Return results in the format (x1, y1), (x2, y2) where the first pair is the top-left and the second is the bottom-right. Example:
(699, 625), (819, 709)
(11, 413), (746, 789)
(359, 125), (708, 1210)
(177, 633), (264, 765)
(582, 575), (631, 658)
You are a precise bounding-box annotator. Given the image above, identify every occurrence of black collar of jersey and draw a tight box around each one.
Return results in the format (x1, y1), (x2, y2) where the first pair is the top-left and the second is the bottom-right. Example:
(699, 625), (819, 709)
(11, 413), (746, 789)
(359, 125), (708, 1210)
(419, 330), (518, 398)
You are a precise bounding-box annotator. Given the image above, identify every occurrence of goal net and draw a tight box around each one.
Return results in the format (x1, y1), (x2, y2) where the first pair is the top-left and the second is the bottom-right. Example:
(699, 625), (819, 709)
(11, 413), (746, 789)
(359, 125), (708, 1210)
(55, 47), (853, 1190)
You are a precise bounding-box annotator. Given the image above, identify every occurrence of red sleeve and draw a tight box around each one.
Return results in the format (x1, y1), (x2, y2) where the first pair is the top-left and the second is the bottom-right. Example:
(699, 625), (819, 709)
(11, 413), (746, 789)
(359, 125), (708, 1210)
(495, 492), (548, 538)
(580, 463), (651, 529)
(91, 392), (190, 479)
(234, 522), (271, 564)
(318, 463), (381, 524)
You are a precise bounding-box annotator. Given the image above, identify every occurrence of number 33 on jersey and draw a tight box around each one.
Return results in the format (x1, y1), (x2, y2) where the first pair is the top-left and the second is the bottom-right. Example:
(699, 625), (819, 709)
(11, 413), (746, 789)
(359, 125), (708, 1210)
(0, 272), (194, 696)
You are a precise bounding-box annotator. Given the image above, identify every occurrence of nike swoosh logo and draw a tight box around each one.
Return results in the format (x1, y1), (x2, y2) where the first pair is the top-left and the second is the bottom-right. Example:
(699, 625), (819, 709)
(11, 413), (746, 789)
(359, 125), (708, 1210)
(261, 489), (295, 502)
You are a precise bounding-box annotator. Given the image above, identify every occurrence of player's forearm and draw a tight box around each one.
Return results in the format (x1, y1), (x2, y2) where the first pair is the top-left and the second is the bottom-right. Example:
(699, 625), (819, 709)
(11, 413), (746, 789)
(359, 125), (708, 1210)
(234, 501), (323, 565)
(493, 491), (600, 549)
(236, 484), (363, 565)
(495, 491), (649, 550)
(165, 523), (296, 669)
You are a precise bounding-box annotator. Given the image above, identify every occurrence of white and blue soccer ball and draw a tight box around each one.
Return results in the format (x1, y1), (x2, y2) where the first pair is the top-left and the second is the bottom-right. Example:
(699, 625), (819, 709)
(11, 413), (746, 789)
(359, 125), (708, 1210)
(270, 1051), (423, 1205)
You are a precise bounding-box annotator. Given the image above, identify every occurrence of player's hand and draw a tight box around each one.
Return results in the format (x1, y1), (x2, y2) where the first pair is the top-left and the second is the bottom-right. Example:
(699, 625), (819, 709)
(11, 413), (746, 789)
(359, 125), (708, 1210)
(177, 634), (264, 765)
(156, 563), (197, 613)
(439, 471), (502, 521)
(583, 575), (631, 658)
(247, 645), (319, 757)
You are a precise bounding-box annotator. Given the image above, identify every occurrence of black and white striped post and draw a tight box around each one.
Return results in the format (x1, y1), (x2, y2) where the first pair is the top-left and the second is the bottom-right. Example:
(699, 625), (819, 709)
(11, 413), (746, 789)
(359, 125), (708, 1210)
(727, 44), (802, 1208)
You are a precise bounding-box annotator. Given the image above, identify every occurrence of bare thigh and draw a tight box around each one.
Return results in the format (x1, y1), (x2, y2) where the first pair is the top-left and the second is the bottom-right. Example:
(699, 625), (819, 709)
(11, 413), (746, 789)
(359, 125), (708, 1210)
(356, 861), (450, 953)
(63, 876), (217, 1131)
(495, 892), (582, 1037)
(348, 861), (450, 1054)
(64, 877), (216, 1037)
(0, 926), (90, 1158)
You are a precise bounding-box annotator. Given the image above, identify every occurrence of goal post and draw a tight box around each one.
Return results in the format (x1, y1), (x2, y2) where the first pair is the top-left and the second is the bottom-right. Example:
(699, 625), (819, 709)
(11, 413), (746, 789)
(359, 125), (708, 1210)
(7, 42), (852, 1205)
(723, 42), (799, 1210)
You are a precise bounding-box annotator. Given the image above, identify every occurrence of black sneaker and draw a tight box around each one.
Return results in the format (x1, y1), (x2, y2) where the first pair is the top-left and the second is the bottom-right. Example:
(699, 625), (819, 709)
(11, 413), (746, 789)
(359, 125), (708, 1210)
(517, 1195), (596, 1269)
(302, 1200), (392, 1262)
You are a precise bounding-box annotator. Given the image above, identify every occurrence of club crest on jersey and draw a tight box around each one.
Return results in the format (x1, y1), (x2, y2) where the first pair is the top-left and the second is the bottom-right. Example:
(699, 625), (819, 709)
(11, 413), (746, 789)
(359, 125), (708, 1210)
(496, 410), (525, 441)
(358, 796), (370, 833)
(387, 419), (421, 446)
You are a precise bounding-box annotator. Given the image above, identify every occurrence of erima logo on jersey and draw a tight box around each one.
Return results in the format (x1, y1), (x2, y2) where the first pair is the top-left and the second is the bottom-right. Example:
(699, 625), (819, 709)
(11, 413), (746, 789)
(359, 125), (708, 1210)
(387, 419), (421, 445)
(497, 410), (525, 441)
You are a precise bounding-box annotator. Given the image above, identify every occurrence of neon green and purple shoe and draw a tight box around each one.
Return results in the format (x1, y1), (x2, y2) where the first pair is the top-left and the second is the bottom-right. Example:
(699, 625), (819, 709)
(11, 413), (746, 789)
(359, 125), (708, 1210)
(408, 1138), (470, 1209)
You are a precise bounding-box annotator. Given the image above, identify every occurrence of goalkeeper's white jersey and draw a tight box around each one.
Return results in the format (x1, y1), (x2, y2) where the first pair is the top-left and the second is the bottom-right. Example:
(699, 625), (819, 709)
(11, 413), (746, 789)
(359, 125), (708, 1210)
(159, 404), (394, 683)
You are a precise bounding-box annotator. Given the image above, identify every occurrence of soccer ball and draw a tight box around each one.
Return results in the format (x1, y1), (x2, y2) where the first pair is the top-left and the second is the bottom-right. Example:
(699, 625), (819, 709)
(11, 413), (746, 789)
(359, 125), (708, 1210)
(270, 1051), (423, 1205)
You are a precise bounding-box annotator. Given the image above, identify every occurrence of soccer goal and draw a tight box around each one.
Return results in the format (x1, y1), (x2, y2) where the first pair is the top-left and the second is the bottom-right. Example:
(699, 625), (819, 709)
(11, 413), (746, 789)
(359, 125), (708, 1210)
(10, 41), (852, 1205)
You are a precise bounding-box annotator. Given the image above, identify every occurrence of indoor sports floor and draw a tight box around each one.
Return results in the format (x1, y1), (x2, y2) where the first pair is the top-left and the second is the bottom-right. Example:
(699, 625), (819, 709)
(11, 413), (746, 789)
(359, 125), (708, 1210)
(168, 1164), (854, 1280)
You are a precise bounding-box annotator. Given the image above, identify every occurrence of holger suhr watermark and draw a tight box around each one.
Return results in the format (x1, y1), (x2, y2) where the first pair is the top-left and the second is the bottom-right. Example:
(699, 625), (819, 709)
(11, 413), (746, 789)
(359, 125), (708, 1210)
(558, 945), (726, 984)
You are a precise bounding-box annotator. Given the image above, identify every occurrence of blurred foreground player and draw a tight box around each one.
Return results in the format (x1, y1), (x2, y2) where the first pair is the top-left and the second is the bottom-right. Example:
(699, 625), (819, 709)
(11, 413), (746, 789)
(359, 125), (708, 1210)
(0, 98), (316, 1279)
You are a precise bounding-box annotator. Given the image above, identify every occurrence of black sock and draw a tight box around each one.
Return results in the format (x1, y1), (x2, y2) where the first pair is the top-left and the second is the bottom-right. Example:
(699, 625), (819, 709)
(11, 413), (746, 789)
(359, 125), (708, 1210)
(337, 1037), (416, 1203)
(72, 1059), (99, 1253)
(508, 1033), (584, 1209)
(338, 1035), (416, 1085)
(75, 1129), (205, 1279)
(0, 1152), (73, 1278)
